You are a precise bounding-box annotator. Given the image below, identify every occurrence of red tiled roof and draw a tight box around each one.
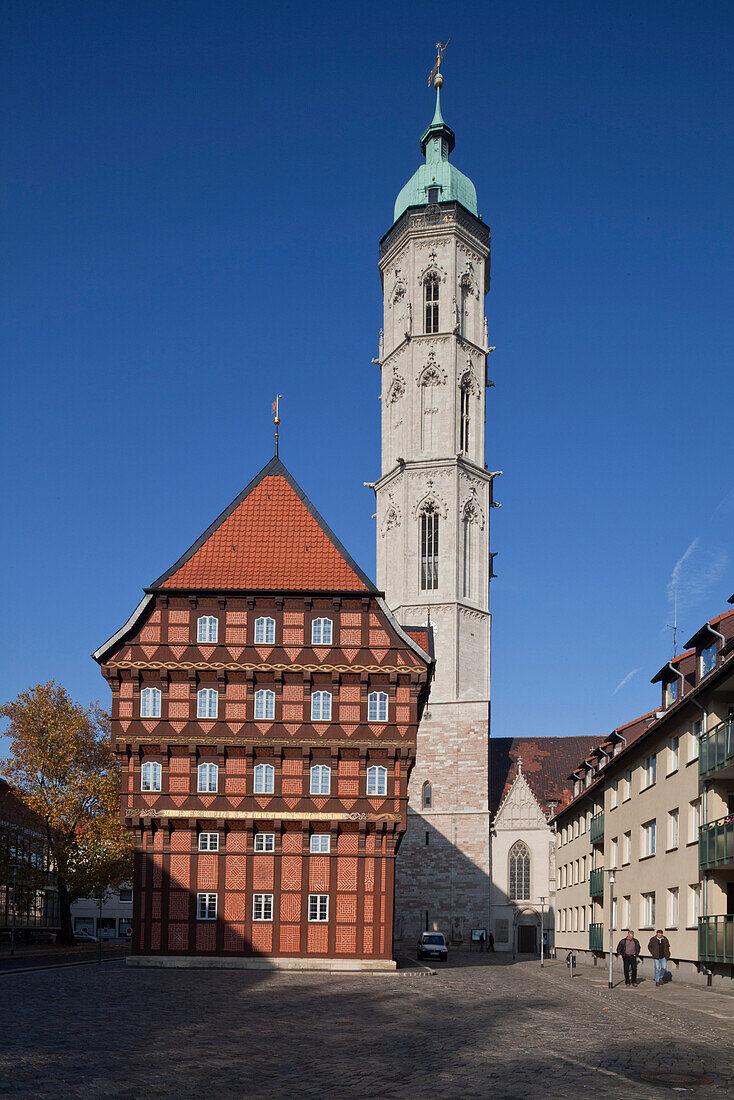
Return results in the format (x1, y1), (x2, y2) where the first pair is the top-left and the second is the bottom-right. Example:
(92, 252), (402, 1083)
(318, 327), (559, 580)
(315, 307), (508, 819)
(153, 457), (375, 593)
(489, 736), (601, 818)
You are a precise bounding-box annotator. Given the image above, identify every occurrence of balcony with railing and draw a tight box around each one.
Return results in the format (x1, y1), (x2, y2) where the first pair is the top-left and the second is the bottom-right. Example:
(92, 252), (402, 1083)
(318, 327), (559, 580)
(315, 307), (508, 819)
(589, 867), (605, 896)
(590, 812), (604, 845)
(699, 815), (734, 870)
(698, 915), (734, 964)
(699, 716), (734, 780)
(589, 923), (604, 952)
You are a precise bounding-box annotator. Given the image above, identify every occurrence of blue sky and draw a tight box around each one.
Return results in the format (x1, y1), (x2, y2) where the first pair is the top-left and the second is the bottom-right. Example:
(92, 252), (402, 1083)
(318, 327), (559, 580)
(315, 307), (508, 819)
(2, 1), (733, 748)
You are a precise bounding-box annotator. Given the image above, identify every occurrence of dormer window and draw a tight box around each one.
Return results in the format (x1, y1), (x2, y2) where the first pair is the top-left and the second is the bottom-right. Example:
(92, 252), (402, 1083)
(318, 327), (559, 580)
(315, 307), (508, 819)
(701, 641), (717, 678)
(427, 186), (439, 203)
(666, 677), (680, 707)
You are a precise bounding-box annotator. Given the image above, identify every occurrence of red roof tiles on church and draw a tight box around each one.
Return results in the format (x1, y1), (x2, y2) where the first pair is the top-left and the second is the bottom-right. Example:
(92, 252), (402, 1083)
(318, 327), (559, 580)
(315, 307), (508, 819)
(489, 736), (601, 817)
(152, 458), (375, 593)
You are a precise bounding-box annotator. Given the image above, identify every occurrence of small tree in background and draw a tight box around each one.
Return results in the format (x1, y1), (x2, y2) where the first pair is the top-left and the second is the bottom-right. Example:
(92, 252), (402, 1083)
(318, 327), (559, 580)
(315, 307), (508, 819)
(0, 682), (132, 945)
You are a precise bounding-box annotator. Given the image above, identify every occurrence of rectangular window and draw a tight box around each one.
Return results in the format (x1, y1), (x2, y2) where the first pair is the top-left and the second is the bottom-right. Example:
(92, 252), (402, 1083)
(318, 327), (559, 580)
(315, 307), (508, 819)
(198, 832), (219, 852)
(610, 779), (618, 809)
(197, 893), (217, 921)
(642, 819), (656, 857)
(689, 798), (702, 843)
(667, 887), (679, 927)
(666, 678), (679, 707)
(254, 833), (275, 852)
(668, 808), (679, 849)
(701, 641), (716, 677)
(623, 771), (631, 801)
(668, 735), (680, 774)
(623, 896), (631, 928)
(309, 834), (330, 853)
(308, 894), (329, 922)
(641, 891), (656, 928)
(623, 831), (631, 864)
(252, 894), (273, 921)
(119, 887), (133, 903)
(642, 754), (657, 790)
(611, 837), (618, 867)
(689, 720), (702, 762)
(580, 855), (586, 882)
(688, 883), (700, 926)
(581, 904), (587, 932)
(611, 896), (618, 930)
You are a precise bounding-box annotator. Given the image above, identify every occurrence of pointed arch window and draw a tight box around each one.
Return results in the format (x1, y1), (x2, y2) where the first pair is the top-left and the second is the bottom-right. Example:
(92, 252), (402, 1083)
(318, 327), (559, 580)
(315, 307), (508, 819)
(509, 840), (531, 901)
(459, 378), (471, 454)
(424, 274), (439, 334)
(420, 503), (439, 591)
(422, 780), (432, 809)
(462, 502), (478, 600)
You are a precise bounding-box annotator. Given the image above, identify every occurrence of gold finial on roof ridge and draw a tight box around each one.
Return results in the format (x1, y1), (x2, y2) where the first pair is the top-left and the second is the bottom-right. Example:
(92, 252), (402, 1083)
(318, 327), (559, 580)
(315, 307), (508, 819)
(272, 394), (283, 456)
(428, 39), (450, 88)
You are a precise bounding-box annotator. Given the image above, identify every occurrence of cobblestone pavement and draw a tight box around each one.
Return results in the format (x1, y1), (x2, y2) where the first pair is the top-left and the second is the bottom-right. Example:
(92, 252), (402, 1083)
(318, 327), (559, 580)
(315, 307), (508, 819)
(1, 955), (732, 1099)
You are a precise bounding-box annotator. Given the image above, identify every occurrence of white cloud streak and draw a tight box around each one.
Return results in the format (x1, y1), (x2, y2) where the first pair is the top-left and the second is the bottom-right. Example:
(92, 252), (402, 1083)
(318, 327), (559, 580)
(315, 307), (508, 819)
(612, 667), (641, 695)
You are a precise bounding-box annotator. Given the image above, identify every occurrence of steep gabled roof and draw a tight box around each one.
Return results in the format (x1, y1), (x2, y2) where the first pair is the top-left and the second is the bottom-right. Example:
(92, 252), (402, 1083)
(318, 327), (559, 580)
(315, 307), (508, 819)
(489, 736), (600, 818)
(150, 456), (376, 593)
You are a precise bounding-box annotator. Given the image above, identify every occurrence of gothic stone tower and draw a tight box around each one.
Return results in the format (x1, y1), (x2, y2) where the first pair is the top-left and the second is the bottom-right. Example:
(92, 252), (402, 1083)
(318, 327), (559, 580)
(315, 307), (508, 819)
(375, 71), (496, 942)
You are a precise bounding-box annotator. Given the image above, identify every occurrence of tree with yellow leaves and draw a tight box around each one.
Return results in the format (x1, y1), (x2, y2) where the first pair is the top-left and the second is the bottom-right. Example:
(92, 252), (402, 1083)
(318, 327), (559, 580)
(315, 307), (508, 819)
(0, 682), (132, 944)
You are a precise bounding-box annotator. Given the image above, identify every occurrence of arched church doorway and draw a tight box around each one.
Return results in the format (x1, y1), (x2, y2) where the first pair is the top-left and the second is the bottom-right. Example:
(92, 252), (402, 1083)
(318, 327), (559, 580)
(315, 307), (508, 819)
(517, 924), (537, 954)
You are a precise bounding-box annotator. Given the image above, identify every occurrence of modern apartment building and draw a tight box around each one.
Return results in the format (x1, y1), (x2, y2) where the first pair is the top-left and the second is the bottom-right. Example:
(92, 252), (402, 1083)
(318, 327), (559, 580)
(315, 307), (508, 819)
(553, 603), (734, 986)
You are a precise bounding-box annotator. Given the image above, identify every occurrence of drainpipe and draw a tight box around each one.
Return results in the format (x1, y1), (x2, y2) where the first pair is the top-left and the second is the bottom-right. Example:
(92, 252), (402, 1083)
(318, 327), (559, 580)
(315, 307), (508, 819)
(704, 622), (726, 651)
(687, 692), (708, 917)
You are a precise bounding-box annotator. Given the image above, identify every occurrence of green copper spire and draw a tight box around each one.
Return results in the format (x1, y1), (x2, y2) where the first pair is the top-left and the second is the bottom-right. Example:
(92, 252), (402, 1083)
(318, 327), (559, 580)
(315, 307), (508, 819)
(393, 70), (477, 223)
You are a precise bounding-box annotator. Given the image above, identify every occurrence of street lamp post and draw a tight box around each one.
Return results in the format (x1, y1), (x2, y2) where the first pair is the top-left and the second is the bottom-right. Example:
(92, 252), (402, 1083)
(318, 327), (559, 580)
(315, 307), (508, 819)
(607, 868), (617, 989)
(539, 896), (546, 968)
(10, 866), (17, 958)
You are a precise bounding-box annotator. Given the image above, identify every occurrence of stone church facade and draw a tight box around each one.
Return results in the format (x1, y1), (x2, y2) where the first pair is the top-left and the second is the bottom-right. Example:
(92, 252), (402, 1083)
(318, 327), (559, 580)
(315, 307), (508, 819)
(374, 72), (497, 943)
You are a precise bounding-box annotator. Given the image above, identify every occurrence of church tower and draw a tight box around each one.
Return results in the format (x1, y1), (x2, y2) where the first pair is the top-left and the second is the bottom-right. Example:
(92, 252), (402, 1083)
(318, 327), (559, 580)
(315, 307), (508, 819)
(374, 62), (496, 942)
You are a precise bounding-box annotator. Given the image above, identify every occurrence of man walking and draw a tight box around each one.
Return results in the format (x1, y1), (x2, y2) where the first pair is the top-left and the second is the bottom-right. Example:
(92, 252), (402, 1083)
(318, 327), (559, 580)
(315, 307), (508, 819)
(648, 929), (671, 986)
(615, 930), (641, 986)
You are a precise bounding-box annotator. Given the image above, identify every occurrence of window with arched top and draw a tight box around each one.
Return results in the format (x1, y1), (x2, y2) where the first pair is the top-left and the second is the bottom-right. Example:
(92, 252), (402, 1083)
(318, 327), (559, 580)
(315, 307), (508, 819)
(509, 840), (531, 901)
(254, 617), (275, 645)
(197, 615), (218, 644)
(420, 503), (439, 591)
(424, 274), (439, 334)
(311, 618), (332, 645)
(311, 690), (332, 722)
(462, 502), (477, 600)
(367, 691), (388, 723)
(254, 763), (274, 794)
(197, 688), (218, 719)
(422, 780), (432, 809)
(310, 764), (331, 796)
(366, 765), (387, 797)
(197, 762), (218, 793)
(140, 687), (161, 719)
(141, 760), (161, 792)
(254, 689), (275, 721)
(459, 378), (471, 455)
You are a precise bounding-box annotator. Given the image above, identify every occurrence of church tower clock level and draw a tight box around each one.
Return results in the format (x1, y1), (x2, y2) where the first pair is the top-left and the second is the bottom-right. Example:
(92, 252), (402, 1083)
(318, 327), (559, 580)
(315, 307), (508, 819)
(374, 69), (497, 943)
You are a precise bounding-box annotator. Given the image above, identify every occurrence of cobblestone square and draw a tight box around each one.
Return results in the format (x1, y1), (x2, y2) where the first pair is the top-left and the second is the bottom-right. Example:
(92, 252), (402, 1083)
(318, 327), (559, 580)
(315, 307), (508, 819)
(1, 955), (732, 1098)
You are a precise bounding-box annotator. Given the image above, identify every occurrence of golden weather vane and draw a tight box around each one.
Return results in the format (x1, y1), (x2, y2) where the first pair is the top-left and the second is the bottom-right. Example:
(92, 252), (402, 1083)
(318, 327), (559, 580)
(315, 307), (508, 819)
(272, 394), (283, 456)
(428, 39), (450, 86)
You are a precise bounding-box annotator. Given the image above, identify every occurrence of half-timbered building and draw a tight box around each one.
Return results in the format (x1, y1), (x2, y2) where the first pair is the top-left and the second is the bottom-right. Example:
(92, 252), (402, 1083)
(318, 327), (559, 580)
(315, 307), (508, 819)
(94, 456), (432, 968)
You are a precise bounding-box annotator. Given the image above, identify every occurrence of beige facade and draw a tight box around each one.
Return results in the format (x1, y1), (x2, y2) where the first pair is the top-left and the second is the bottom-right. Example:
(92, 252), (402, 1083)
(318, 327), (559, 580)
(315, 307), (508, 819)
(554, 607), (734, 986)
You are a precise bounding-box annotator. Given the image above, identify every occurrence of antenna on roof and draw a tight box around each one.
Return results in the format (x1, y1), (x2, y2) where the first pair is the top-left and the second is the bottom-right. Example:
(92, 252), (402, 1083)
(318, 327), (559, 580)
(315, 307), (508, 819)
(272, 394), (283, 457)
(668, 584), (678, 657)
